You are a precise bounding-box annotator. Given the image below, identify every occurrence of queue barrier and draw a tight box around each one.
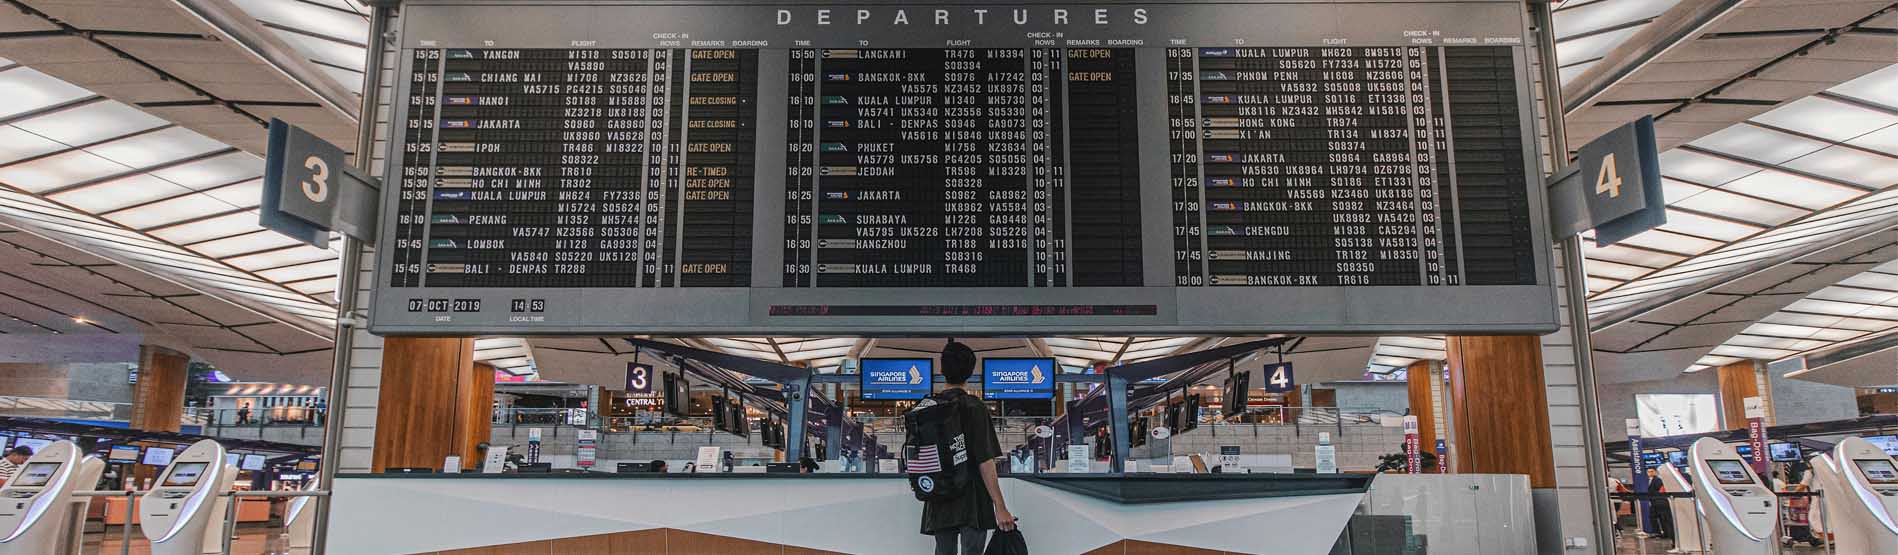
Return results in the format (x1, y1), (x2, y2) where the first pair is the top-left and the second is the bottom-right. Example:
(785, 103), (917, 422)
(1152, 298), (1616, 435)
(71, 489), (329, 555)
(1607, 491), (1833, 554)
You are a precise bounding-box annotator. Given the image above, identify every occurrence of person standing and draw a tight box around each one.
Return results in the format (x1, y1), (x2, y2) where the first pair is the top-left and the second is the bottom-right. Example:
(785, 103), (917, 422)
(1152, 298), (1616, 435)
(0, 446), (33, 485)
(919, 340), (1016, 555)
(237, 402), (253, 425)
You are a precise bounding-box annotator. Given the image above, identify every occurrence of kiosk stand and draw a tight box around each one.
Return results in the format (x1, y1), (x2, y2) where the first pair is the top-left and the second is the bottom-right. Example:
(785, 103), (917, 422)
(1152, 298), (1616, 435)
(139, 440), (236, 555)
(1657, 462), (1703, 553)
(1688, 437), (1778, 554)
(1809, 437), (1898, 554)
(0, 440), (99, 554)
(282, 477), (320, 553)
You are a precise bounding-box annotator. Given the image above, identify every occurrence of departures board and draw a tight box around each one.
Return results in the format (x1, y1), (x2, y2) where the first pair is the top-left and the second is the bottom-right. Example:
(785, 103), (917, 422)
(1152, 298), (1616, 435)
(370, 0), (1559, 336)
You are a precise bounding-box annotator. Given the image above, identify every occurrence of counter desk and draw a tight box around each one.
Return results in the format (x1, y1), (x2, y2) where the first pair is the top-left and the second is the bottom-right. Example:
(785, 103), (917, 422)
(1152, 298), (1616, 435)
(331, 472), (1374, 554)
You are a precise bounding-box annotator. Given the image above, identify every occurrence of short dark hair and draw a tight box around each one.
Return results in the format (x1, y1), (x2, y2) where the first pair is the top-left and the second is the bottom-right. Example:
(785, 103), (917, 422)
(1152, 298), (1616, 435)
(941, 339), (976, 384)
(7, 446), (32, 457)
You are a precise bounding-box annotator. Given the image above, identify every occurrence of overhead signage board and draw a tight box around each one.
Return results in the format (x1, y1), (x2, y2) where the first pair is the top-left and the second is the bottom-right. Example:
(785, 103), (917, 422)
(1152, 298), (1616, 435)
(860, 358), (932, 400)
(262, 119), (381, 248)
(1548, 116), (1664, 246)
(983, 358), (1055, 400)
(1260, 363), (1295, 394)
(369, 0), (1554, 336)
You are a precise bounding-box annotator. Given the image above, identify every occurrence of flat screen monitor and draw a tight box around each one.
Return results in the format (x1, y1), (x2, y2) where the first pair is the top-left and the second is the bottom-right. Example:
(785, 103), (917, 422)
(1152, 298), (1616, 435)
(1864, 435), (1898, 456)
(1635, 394), (1720, 437)
(295, 459), (319, 472)
(1769, 442), (1800, 462)
(1181, 394), (1202, 434)
(141, 446), (175, 466)
(0, 435), (10, 451)
(860, 358), (932, 400)
(241, 454), (267, 471)
(161, 462), (208, 487)
(982, 358), (1054, 400)
(1735, 444), (1754, 458)
(1855, 459), (1898, 483)
(1640, 452), (1664, 467)
(729, 402), (748, 438)
(1707, 459), (1754, 485)
(107, 445), (141, 462)
(1669, 451), (1687, 466)
(226, 454), (241, 468)
(13, 437), (52, 455)
(711, 396), (728, 432)
(12, 462), (60, 487)
(1222, 370), (1252, 417)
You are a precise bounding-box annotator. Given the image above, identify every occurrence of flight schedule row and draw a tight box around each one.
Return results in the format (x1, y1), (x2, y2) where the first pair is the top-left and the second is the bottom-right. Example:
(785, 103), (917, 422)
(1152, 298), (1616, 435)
(387, 48), (757, 289)
(1168, 46), (1534, 287)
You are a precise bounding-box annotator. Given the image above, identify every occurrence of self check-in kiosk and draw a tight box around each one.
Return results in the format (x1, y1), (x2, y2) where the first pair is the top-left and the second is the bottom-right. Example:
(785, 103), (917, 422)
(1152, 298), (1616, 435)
(1808, 437), (1898, 554)
(140, 440), (236, 555)
(282, 477), (319, 553)
(1689, 437), (1778, 554)
(1657, 461), (1703, 552)
(0, 440), (98, 555)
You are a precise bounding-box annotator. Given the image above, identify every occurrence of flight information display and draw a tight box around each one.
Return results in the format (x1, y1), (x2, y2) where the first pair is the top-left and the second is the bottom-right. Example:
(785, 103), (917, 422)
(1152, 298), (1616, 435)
(372, 1), (1556, 335)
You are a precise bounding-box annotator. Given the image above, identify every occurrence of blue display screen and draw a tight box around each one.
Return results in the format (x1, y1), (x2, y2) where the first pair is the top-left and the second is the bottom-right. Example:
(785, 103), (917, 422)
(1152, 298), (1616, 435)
(860, 358), (932, 400)
(983, 358), (1054, 400)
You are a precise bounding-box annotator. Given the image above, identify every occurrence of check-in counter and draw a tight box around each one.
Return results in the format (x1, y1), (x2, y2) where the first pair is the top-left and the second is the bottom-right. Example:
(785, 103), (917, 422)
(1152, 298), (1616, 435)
(331, 473), (1374, 554)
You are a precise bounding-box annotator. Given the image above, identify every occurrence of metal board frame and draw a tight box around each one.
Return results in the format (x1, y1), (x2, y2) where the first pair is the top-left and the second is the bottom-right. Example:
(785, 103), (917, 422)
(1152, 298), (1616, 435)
(369, 0), (1557, 336)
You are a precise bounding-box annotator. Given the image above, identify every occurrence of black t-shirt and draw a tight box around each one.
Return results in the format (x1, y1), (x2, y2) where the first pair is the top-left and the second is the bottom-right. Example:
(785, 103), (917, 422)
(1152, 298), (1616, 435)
(919, 388), (1003, 534)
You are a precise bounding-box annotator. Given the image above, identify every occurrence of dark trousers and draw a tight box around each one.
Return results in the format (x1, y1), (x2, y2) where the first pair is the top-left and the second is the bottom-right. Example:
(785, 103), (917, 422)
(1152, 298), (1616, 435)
(933, 527), (986, 555)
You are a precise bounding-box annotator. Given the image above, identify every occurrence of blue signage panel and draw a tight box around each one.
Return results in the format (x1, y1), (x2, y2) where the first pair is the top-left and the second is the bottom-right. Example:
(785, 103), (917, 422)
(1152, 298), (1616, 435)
(982, 358), (1054, 400)
(1260, 363), (1296, 393)
(860, 358), (932, 400)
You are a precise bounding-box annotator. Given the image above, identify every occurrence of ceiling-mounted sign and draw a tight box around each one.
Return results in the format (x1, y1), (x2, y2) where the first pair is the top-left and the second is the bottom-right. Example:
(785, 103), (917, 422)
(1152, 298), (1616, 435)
(261, 119), (381, 248)
(625, 363), (654, 395)
(1260, 363), (1296, 394)
(1548, 116), (1664, 246)
(370, 0), (1556, 336)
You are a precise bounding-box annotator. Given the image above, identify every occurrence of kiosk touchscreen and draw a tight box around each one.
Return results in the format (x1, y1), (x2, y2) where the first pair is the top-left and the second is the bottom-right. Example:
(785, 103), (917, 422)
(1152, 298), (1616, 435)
(1810, 437), (1898, 554)
(1688, 437), (1777, 554)
(0, 440), (100, 555)
(139, 440), (236, 555)
(1656, 462), (1703, 552)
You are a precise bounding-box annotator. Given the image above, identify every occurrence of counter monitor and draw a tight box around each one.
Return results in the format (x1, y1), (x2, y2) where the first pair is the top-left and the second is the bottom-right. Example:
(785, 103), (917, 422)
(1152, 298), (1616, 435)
(860, 358), (933, 400)
(241, 454), (268, 472)
(141, 447), (174, 467)
(983, 358), (1055, 400)
(107, 445), (141, 463)
(369, 0), (1557, 336)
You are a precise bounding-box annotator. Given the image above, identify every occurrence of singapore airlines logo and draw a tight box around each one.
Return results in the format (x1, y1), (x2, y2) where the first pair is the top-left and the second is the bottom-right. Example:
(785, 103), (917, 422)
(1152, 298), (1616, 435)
(1030, 364), (1046, 385)
(908, 364), (924, 385)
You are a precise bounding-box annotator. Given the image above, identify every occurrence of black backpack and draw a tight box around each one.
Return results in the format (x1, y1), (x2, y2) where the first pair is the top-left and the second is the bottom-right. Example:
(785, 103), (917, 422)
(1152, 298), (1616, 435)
(903, 393), (974, 501)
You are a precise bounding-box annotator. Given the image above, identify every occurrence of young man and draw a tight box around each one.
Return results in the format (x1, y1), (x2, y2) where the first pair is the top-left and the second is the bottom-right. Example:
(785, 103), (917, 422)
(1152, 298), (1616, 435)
(0, 445), (33, 485)
(920, 340), (1016, 555)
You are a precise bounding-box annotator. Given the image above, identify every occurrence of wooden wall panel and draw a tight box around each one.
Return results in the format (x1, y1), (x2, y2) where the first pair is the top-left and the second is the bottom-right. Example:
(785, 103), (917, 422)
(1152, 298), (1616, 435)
(1405, 360), (1438, 472)
(130, 345), (189, 432)
(1309, 388), (1336, 408)
(372, 337), (482, 472)
(1446, 335), (1555, 488)
(1717, 361), (1759, 429)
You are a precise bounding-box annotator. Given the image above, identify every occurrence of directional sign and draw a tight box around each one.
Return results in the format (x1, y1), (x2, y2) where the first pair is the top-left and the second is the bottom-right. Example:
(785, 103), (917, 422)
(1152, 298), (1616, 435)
(1261, 363), (1296, 394)
(625, 363), (654, 395)
(261, 119), (381, 248)
(1549, 116), (1665, 245)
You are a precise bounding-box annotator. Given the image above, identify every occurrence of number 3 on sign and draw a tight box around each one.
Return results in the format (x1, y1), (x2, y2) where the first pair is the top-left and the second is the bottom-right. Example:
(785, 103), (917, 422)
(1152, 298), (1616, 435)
(1594, 152), (1621, 198)
(302, 155), (330, 203)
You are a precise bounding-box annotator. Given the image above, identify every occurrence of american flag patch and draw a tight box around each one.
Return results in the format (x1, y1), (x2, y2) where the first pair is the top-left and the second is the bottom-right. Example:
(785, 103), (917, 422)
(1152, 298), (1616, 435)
(908, 446), (941, 473)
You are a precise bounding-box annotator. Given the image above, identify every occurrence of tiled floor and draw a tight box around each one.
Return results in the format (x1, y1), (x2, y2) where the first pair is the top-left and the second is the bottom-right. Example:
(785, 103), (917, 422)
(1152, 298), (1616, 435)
(1613, 532), (1829, 554)
(81, 526), (291, 555)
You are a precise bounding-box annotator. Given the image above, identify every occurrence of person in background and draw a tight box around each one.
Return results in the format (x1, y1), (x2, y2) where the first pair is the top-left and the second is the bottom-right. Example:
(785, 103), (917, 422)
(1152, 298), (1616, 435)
(799, 456), (820, 474)
(313, 398), (327, 427)
(0, 445), (34, 485)
(919, 339), (1016, 555)
(237, 402), (253, 425)
(649, 460), (667, 473)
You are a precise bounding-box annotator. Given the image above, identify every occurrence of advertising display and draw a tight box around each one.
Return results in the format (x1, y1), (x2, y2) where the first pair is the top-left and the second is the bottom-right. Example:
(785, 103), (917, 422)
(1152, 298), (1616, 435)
(1768, 442), (1800, 462)
(860, 358), (932, 400)
(369, 0), (1557, 337)
(982, 358), (1054, 400)
(1635, 393), (1719, 437)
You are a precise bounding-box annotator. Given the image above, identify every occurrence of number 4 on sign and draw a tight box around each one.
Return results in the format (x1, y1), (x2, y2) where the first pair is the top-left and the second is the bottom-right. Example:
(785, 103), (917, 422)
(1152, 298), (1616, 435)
(1270, 366), (1290, 389)
(1595, 152), (1621, 198)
